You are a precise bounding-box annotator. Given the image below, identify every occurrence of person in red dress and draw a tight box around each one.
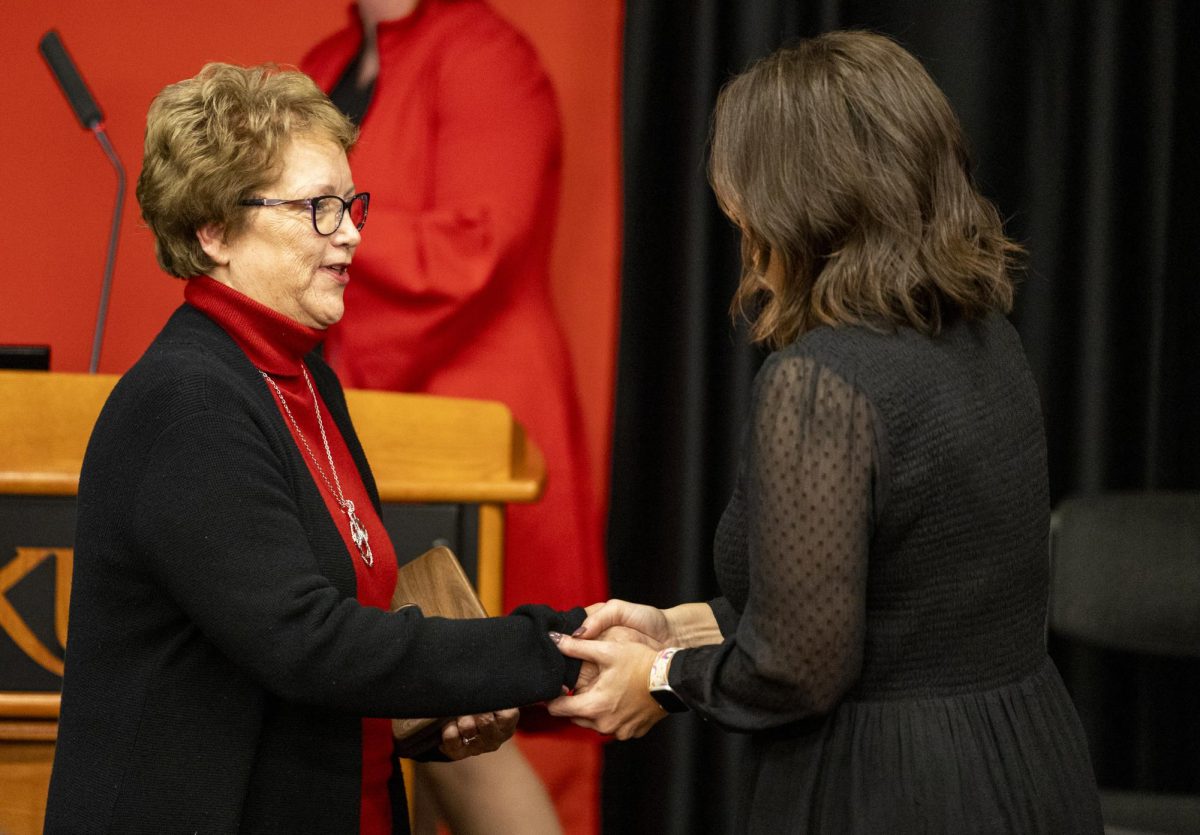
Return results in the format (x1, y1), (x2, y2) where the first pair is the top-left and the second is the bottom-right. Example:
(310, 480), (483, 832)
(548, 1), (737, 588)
(302, 2), (607, 832)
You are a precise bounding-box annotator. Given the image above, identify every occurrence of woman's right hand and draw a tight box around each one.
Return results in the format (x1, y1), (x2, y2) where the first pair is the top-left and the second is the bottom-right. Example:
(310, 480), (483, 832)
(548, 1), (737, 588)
(546, 635), (666, 740)
(575, 599), (672, 648)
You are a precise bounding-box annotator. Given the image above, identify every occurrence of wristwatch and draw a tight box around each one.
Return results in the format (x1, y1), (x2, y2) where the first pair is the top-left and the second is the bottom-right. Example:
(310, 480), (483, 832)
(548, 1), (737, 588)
(648, 647), (688, 713)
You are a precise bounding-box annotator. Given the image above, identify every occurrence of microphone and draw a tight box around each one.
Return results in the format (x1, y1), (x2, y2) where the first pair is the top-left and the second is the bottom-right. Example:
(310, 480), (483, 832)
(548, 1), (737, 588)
(38, 29), (125, 374)
(38, 31), (104, 130)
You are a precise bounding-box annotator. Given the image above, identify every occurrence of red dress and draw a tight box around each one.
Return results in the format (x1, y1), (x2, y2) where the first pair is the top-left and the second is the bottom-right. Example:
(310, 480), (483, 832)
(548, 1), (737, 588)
(301, 0), (606, 615)
(303, 5), (607, 830)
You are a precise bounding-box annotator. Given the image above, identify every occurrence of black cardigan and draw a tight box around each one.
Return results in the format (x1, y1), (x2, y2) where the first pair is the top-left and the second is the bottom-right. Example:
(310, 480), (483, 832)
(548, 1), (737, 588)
(45, 304), (583, 834)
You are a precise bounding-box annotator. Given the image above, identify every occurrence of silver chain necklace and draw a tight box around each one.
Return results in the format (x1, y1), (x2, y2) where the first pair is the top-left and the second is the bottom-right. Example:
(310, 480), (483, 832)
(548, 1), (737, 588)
(260, 367), (374, 568)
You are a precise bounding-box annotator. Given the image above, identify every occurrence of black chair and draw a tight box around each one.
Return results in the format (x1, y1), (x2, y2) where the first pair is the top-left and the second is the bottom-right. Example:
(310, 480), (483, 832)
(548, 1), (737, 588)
(1050, 492), (1200, 835)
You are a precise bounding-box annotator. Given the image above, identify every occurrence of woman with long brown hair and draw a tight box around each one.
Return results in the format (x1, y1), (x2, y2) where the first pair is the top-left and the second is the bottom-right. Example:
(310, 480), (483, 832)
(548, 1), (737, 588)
(548, 31), (1103, 833)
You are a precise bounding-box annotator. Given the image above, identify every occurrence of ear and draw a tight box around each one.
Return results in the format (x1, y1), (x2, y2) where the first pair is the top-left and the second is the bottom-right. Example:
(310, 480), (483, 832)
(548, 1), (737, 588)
(197, 223), (230, 266)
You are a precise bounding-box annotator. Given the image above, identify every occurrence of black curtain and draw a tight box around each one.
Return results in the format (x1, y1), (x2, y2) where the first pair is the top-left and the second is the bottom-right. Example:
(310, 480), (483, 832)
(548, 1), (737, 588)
(606, 1), (1200, 832)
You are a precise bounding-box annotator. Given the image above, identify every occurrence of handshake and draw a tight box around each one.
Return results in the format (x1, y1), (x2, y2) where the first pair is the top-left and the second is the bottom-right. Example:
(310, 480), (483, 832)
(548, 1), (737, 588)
(432, 598), (719, 758)
(544, 598), (722, 741)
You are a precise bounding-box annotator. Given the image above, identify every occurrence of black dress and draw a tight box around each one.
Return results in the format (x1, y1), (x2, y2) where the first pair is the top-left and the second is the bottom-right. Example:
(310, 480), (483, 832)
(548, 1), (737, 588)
(669, 313), (1103, 833)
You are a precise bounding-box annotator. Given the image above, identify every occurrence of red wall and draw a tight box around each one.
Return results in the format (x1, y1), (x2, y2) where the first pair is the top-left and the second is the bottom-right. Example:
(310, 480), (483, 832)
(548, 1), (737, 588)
(3, 0), (620, 510)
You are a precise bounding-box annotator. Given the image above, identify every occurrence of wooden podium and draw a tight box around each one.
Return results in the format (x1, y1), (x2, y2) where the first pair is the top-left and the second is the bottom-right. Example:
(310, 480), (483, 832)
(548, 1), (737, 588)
(0, 370), (544, 833)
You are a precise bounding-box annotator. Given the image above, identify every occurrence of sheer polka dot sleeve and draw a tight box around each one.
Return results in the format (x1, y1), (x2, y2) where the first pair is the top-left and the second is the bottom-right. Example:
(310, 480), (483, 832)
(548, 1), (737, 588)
(671, 351), (876, 730)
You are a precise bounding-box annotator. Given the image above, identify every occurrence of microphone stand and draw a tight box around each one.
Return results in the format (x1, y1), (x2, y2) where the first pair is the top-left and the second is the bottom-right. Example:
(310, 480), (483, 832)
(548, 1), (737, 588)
(38, 29), (125, 375)
(89, 124), (124, 374)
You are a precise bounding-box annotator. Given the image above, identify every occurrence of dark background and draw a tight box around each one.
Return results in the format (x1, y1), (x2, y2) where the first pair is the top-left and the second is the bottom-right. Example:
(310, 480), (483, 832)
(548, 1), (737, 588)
(605, 1), (1200, 831)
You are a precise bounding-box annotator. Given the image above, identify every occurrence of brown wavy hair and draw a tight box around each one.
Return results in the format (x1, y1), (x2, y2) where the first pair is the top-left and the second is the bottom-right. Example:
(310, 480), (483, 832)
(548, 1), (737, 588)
(709, 31), (1022, 348)
(136, 63), (357, 278)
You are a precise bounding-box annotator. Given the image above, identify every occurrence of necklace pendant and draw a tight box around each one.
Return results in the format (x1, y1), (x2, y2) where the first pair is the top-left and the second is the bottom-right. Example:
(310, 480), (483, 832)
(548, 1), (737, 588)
(261, 368), (375, 570)
(343, 499), (374, 568)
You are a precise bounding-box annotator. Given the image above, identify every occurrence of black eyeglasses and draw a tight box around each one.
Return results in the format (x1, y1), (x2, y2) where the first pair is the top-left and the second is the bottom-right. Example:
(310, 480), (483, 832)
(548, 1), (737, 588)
(239, 192), (370, 236)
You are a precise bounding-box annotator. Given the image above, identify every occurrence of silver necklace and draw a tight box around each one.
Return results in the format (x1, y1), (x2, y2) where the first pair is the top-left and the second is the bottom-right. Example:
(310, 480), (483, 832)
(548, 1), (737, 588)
(260, 367), (374, 567)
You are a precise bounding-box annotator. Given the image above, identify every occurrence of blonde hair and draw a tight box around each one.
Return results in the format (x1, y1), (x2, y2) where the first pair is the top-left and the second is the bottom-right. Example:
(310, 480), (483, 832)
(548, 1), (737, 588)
(710, 31), (1022, 348)
(136, 63), (357, 278)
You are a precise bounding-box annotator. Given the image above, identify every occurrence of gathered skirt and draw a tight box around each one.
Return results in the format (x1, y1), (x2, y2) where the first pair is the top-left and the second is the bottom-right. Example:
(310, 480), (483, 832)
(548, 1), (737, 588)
(738, 656), (1103, 834)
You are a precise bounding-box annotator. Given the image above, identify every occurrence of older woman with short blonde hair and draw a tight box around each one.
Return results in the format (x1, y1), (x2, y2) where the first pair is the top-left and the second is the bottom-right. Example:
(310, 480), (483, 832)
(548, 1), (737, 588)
(45, 63), (583, 835)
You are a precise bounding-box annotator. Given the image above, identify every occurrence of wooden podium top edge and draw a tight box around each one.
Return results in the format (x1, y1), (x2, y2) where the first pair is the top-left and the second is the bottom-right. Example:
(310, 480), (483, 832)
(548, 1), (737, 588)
(0, 474), (543, 503)
(0, 373), (546, 503)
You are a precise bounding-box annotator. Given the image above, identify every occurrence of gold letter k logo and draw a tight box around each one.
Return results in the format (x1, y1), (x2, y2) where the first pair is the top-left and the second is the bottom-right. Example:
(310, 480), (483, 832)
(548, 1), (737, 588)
(0, 548), (73, 677)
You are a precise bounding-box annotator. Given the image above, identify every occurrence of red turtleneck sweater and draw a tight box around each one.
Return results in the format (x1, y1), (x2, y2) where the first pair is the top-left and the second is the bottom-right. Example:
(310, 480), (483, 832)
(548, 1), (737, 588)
(186, 275), (399, 835)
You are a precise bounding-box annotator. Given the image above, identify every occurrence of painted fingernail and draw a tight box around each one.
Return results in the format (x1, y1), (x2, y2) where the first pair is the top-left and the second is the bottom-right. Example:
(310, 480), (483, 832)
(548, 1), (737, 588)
(572, 627), (585, 637)
(548, 631), (563, 644)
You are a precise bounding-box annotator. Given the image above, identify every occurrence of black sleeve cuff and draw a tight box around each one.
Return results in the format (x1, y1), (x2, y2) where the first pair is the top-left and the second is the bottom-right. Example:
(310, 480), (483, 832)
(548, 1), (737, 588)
(707, 597), (739, 636)
(508, 604), (587, 690)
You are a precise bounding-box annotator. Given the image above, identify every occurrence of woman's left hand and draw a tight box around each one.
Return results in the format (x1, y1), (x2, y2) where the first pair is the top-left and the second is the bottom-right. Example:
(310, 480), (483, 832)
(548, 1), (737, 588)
(545, 635), (666, 740)
(438, 708), (519, 760)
